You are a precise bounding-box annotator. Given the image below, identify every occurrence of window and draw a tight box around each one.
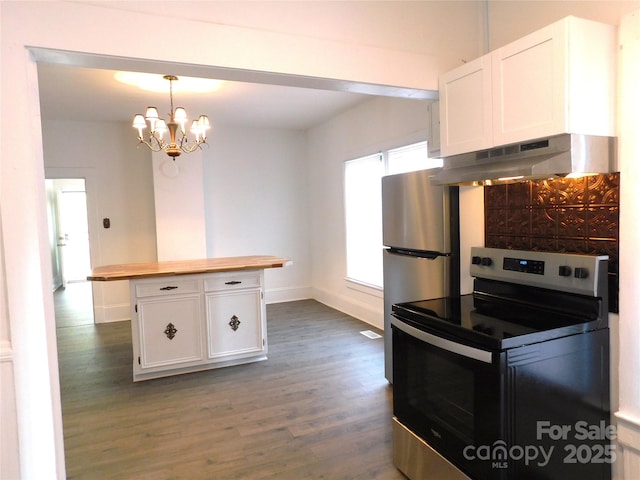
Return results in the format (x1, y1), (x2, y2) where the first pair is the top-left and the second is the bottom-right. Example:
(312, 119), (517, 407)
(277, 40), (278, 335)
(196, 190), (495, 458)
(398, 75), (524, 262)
(344, 153), (384, 289)
(387, 142), (441, 175)
(344, 141), (441, 289)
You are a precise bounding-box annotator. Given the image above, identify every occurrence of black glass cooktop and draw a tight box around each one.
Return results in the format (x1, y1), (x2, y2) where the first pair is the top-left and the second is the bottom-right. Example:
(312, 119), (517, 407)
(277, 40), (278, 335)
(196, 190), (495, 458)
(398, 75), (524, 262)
(392, 293), (607, 350)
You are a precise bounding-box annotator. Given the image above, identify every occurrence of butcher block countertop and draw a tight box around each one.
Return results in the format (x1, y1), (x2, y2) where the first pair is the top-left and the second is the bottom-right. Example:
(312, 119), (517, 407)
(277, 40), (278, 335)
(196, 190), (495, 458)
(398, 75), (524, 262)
(87, 255), (291, 281)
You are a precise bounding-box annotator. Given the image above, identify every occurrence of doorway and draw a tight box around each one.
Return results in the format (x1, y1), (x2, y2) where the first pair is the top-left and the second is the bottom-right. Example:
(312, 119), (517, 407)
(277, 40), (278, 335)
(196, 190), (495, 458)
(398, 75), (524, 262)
(26, 45), (436, 478)
(46, 178), (95, 327)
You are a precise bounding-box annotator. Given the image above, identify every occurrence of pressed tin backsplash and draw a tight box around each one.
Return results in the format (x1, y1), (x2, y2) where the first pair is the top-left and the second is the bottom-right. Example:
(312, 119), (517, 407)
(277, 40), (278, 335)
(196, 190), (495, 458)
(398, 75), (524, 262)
(484, 173), (619, 312)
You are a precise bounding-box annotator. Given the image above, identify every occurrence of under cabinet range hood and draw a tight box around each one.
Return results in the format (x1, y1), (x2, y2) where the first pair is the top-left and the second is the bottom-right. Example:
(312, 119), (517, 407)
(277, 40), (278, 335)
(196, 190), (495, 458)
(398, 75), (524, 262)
(432, 134), (617, 185)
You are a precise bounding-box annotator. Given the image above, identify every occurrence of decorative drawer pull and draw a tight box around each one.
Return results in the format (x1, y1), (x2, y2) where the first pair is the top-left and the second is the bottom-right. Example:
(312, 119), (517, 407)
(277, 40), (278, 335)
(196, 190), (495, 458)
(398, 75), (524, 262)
(160, 286), (179, 291)
(164, 323), (178, 340)
(229, 315), (241, 331)
(225, 280), (242, 285)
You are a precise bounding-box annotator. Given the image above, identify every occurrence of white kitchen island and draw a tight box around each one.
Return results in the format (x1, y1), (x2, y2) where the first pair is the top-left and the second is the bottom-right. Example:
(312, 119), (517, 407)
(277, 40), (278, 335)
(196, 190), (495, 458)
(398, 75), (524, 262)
(88, 256), (290, 381)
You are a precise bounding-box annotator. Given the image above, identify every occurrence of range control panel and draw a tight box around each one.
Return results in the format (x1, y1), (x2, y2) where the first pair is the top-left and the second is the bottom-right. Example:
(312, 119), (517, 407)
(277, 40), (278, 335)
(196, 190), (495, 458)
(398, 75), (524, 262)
(470, 247), (608, 297)
(502, 257), (545, 275)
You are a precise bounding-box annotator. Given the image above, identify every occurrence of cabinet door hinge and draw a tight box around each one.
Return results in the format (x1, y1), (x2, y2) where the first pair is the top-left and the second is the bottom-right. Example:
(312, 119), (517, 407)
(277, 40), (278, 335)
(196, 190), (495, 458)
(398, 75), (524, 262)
(138, 356), (141, 365)
(135, 304), (138, 313)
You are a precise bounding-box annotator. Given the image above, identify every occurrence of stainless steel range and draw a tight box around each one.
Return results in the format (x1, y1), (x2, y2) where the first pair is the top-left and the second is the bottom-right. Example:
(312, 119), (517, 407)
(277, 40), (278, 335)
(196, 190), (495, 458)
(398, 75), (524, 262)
(392, 247), (611, 480)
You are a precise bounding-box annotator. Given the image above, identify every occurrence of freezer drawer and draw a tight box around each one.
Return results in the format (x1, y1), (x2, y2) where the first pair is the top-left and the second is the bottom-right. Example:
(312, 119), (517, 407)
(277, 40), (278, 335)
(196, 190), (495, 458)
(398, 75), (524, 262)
(383, 249), (448, 382)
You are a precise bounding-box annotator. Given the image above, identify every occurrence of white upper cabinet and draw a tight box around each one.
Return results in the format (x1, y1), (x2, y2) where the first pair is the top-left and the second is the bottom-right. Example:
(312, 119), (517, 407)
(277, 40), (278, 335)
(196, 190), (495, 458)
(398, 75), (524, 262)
(439, 55), (493, 156)
(440, 16), (616, 157)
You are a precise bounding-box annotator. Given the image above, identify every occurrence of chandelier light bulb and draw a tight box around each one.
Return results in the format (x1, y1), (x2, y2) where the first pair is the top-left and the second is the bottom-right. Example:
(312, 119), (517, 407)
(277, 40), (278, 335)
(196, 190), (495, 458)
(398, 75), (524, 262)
(174, 107), (187, 122)
(143, 107), (157, 133)
(132, 75), (211, 159)
(199, 115), (210, 140)
(145, 107), (159, 120)
(173, 107), (188, 134)
(133, 114), (146, 138)
(133, 114), (146, 128)
(155, 119), (168, 139)
(190, 120), (201, 141)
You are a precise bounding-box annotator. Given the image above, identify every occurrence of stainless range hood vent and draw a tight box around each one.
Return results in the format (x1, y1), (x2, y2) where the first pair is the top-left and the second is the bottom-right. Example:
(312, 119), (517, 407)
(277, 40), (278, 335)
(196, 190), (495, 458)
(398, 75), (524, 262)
(432, 134), (617, 185)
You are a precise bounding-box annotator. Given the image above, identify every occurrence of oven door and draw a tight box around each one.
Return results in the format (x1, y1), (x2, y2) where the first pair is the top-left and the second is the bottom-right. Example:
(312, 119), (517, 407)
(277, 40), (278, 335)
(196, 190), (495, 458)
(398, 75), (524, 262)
(392, 314), (506, 480)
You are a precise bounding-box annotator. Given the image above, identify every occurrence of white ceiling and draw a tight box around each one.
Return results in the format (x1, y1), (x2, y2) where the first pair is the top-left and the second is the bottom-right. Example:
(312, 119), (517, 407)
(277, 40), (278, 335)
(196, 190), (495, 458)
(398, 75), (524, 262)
(37, 63), (388, 130)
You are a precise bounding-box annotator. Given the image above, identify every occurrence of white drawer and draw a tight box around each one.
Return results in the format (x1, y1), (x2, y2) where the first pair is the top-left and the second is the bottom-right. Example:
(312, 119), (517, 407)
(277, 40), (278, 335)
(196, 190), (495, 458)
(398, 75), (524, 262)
(204, 271), (261, 292)
(135, 278), (200, 298)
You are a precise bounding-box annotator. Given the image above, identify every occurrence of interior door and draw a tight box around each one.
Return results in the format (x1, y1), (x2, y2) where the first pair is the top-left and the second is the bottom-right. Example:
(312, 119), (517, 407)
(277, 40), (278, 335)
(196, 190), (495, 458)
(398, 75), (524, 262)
(46, 178), (92, 289)
(57, 189), (91, 283)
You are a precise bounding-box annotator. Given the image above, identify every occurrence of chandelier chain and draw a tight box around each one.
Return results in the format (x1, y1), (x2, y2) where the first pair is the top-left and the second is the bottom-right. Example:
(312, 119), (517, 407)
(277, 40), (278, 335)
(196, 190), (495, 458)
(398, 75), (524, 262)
(169, 77), (174, 116)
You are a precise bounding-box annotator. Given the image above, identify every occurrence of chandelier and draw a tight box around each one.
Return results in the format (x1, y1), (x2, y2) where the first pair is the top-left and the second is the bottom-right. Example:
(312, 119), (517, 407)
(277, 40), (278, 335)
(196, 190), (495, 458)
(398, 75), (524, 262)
(132, 75), (210, 158)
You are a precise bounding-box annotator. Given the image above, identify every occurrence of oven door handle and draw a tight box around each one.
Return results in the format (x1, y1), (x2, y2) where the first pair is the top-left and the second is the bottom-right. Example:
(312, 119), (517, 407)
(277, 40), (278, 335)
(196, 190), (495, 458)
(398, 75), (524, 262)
(391, 316), (493, 364)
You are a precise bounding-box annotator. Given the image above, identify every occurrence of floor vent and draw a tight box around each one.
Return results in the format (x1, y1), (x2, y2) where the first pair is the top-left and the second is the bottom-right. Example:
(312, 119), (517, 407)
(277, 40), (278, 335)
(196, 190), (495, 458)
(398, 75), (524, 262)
(360, 330), (382, 339)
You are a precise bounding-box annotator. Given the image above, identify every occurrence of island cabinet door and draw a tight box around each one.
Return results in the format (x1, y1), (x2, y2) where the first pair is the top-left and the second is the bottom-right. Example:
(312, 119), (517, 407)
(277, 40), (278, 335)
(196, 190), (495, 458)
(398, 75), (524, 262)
(136, 293), (204, 369)
(205, 289), (266, 360)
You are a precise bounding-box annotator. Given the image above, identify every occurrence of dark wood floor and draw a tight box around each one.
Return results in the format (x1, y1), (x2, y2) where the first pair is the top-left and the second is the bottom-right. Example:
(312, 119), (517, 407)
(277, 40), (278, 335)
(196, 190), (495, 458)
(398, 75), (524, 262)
(54, 284), (406, 479)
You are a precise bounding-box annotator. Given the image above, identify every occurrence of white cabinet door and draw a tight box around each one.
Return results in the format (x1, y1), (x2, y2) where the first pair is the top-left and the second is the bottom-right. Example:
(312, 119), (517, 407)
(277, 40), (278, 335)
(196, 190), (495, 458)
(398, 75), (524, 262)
(137, 293), (204, 369)
(439, 55), (492, 157)
(206, 289), (265, 360)
(491, 20), (566, 146)
(492, 17), (615, 146)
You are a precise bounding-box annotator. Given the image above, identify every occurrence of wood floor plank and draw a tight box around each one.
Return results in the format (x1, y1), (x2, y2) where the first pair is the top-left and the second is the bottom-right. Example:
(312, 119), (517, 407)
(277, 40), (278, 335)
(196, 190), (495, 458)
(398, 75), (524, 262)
(54, 286), (406, 479)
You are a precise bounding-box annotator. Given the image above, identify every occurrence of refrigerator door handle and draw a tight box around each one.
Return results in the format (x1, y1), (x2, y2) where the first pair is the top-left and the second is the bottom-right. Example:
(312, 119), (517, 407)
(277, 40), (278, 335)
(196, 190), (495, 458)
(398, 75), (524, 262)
(386, 247), (451, 260)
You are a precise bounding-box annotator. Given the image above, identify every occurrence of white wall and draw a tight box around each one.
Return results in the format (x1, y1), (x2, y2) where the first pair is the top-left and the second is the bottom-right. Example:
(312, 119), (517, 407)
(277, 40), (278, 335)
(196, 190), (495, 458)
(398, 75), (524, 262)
(306, 96), (429, 329)
(203, 125), (311, 303)
(152, 151), (207, 261)
(55, 1), (484, 89)
(43, 120), (157, 323)
(487, 0), (640, 50)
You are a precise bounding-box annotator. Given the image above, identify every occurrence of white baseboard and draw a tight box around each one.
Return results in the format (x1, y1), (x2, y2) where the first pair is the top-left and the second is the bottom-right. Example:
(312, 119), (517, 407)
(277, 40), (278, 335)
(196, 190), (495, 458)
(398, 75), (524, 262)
(265, 286), (313, 304)
(614, 411), (640, 480)
(311, 286), (383, 330)
(93, 303), (130, 324)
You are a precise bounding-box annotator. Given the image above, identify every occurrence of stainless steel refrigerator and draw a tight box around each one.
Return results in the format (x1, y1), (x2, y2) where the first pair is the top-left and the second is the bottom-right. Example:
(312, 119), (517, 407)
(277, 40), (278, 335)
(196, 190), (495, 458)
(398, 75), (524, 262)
(382, 168), (458, 383)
